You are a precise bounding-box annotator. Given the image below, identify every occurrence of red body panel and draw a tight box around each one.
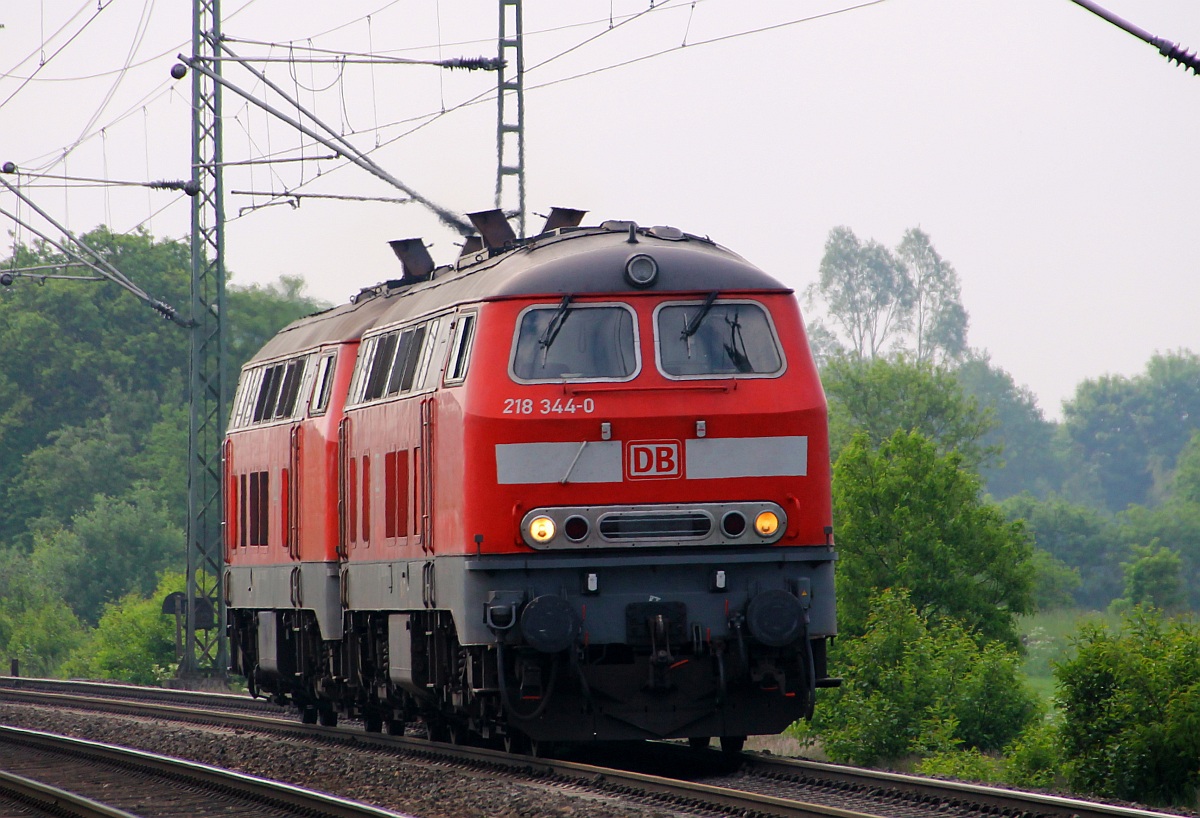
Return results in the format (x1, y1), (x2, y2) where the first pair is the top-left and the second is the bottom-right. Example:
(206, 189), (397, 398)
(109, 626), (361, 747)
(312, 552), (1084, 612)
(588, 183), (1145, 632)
(451, 292), (831, 556)
(226, 343), (357, 568)
(229, 291), (830, 566)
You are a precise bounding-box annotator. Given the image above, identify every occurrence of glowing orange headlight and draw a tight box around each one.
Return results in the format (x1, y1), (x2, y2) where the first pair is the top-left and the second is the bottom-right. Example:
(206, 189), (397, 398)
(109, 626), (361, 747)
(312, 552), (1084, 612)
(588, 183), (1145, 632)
(754, 511), (780, 537)
(528, 515), (556, 543)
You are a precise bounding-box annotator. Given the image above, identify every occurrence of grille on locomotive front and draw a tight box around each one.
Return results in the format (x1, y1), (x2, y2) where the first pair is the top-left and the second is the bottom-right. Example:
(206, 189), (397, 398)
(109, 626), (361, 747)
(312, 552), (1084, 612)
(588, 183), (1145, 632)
(597, 511), (712, 541)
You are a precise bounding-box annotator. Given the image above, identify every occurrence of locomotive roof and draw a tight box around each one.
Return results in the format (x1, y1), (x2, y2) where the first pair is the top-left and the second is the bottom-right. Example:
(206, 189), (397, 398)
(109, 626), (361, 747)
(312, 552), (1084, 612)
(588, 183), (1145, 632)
(248, 221), (791, 364)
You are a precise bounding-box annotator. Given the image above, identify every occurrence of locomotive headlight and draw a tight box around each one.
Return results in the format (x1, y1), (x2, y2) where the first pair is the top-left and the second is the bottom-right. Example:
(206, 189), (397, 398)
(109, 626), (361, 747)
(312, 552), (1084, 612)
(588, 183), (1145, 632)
(754, 511), (780, 537)
(528, 515), (557, 543)
(624, 253), (658, 288)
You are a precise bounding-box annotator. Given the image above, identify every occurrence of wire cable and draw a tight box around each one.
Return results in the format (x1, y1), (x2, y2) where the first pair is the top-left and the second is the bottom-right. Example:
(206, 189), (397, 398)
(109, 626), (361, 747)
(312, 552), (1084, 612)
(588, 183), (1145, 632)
(0, 1), (113, 112)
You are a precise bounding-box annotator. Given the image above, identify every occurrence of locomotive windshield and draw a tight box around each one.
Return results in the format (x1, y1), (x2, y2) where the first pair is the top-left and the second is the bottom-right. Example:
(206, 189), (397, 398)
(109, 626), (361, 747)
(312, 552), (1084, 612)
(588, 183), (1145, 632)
(656, 299), (784, 377)
(511, 302), (638, 381)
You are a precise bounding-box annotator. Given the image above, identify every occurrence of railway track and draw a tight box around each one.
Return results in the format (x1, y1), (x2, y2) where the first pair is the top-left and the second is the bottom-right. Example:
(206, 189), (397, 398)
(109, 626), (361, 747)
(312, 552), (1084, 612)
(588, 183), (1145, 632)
(0, 723), (414, 818)
(0, 764), (140, 818)
(0, 676), (1190, 818)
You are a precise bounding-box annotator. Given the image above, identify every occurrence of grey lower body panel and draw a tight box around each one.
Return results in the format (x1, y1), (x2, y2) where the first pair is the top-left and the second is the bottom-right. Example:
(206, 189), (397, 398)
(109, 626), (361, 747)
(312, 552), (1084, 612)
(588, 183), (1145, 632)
(225, 562), (343, 640)
(227, 546), (837, 647)
(345, 546), (835, 646)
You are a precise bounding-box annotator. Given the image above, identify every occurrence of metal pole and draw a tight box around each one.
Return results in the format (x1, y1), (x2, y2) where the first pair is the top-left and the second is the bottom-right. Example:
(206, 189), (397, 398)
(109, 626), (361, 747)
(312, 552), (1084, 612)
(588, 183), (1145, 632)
(496, 0), (526, 237)
(183, 0), (227, 680)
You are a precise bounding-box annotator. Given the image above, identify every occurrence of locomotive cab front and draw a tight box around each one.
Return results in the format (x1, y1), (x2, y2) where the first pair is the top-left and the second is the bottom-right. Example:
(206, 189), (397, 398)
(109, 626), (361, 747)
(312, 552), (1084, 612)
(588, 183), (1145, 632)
(451, 225), (838, 746)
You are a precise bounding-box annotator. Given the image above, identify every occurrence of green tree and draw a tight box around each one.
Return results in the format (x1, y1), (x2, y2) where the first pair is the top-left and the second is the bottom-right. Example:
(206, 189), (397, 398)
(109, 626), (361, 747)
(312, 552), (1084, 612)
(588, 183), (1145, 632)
(808, 226), (914, 359)
(0, 231), (189, 454)
(128, 400), (190, 529)
(1001, 494), (1126, 609)
(1063, 350), (1200, 511)
(896, 228), (967, 365)
(0, 230), (329, 546)
(797, 589), (1038, 766)
(0, 230), (189, 539)
(1055, 609), (1200, 806)
(29, 489), (181, 626)
(1115, 502), (1200, 610)
(1112, 543), (1185, 614)
(3, 595), (86, 678)
(1002, 717), (1064, 791)
(956, 355), (1086, 502)
(833, 430), (1035, 645)
(0, 547), (86, 677)
(1172, 430), (1200, 506)
(61, 572), (184, 684)
(1030, 548), (1081, 612)
(4, 418), (134, 538)
(823, 356), (995, 465)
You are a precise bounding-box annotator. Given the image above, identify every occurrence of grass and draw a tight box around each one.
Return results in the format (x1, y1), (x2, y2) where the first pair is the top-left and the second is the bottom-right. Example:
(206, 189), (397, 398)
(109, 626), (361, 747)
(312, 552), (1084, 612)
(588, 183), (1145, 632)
(1018, 608), (1120, 706)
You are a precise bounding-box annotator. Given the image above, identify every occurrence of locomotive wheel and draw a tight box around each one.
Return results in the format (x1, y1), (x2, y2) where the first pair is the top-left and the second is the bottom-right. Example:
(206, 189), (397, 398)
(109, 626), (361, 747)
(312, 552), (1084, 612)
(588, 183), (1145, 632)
(300, 706), (318, 725)
(363, 713), (383, 733)
(318, 708), (338, 728)
(720, 735), (745, 755)
(386, 719), (406, 736)
(689, 736), (712, 750)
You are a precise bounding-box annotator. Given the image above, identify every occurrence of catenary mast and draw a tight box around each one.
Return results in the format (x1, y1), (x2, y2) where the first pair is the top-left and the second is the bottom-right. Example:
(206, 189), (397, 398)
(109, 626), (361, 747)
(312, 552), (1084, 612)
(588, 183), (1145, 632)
(496, 0), (526, 237)
(182, 0), (227, 678)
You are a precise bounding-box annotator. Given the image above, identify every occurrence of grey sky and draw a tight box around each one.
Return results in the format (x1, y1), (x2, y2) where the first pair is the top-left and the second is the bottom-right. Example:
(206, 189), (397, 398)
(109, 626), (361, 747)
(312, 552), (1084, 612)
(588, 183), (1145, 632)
(2, 0), (1197, 419)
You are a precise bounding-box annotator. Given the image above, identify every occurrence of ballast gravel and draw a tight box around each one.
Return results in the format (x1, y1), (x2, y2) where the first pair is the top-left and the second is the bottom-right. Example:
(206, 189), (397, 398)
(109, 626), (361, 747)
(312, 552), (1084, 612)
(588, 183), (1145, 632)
(0, 703), (687, 818)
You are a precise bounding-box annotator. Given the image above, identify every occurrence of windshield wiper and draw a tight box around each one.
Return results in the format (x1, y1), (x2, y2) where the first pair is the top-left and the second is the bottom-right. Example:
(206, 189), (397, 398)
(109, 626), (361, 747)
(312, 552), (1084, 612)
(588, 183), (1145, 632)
(722, 309), (754, 373)
(538, 294), (573, 360)
(681, 291), (719, 340)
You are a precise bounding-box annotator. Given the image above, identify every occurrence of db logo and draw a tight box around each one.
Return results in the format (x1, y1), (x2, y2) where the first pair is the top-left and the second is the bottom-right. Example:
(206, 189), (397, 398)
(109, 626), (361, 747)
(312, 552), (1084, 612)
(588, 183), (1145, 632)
(627, 440), (683, 480)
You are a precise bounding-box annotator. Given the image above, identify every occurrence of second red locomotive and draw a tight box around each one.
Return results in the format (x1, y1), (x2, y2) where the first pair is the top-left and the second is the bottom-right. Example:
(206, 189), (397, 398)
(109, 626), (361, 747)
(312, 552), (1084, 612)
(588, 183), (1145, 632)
(224, 209), (837, 753)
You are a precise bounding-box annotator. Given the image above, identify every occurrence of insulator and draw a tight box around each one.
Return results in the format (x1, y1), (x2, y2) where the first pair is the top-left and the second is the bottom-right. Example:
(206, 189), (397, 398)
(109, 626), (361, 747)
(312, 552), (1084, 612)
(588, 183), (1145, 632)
(1157, 41), (1200, 74)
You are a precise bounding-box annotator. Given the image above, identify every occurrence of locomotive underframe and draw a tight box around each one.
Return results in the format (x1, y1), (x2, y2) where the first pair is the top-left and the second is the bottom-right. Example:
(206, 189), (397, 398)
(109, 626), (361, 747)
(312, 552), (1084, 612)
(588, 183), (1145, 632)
(226, 545), (836, 744)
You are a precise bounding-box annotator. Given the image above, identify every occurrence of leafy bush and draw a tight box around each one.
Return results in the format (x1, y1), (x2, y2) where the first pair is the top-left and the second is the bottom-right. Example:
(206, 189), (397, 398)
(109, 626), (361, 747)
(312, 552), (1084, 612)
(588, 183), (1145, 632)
(917, 747), (1002, 783)
(795, 589), (1039, 767)
(61, 572), (183, 685)
(1, 595), (85, 678)
(1002, 716), (1063, 791)
(1055, 608), (1200, 806)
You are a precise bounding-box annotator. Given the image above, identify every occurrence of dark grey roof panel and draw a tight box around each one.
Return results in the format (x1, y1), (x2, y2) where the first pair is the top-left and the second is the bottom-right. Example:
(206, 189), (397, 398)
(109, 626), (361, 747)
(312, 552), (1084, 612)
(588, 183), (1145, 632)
(245, 225), (789, 364)
(486, 234), (784, 297)
(248, 291), (393, 363)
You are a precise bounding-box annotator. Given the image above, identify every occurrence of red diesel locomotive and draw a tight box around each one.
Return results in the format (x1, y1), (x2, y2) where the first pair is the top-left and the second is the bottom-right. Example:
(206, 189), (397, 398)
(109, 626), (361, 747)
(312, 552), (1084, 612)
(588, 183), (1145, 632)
(224, 209), (838, 752)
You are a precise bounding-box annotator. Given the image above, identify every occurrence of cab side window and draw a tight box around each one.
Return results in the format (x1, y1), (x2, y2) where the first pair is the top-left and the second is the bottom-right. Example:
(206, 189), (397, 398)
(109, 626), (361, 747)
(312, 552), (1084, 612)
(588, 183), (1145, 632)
(230, 355), (310, 428)
(309, 353), (337, 415)
(444, 313), (477, 385)
(348, 317), (443, 405)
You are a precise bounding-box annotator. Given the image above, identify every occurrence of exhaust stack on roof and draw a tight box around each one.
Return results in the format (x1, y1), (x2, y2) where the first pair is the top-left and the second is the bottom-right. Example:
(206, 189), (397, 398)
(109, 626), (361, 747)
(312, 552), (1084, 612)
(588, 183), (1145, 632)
(541, 207), (587, 233)
(388, 238), (435, 283)
(467, 209), (517, 250)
